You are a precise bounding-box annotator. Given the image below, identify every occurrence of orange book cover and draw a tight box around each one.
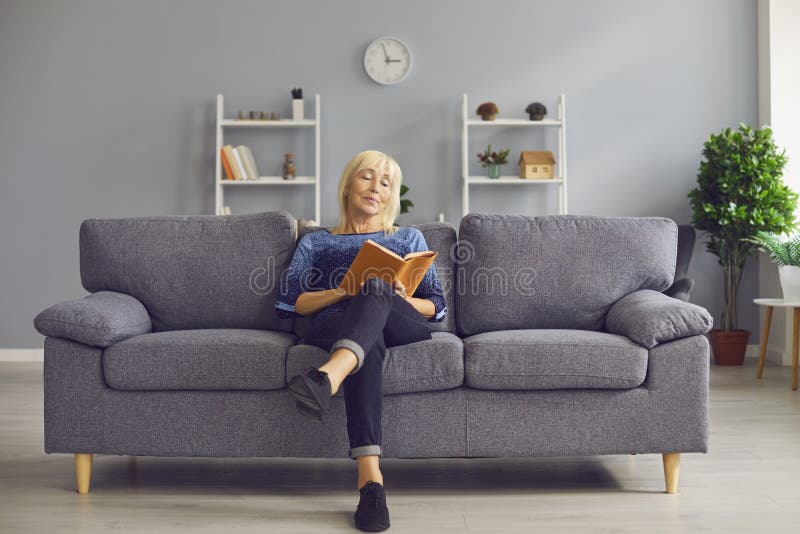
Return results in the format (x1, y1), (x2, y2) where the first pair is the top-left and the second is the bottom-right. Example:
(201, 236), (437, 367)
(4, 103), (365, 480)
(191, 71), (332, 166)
(220, 148), (235, 180)
(222, 144), (242, 180)
(338, 239), (438, 296)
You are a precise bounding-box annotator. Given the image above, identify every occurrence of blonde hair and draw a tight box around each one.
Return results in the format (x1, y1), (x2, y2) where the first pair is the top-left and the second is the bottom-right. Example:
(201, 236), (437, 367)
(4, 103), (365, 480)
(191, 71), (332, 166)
(332, 150), (402, 236)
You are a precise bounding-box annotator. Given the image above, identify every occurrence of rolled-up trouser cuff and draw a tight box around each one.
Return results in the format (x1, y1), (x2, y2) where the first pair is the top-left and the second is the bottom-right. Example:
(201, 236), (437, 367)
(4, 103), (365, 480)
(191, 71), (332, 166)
(350, 444), (382, 459)
(330, 338), (365, 375)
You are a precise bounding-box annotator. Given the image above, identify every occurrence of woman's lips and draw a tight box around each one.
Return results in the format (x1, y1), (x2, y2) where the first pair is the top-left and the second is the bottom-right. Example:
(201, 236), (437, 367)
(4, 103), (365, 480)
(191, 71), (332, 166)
(364, 197), (377, 204)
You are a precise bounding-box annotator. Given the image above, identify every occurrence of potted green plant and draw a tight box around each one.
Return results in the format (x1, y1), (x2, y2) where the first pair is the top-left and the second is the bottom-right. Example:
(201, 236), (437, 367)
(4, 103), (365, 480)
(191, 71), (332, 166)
(688, 123), (797, 365)
(477, 144), (510, 179)
(399, 184), (413, 214)
(747, 230), (800, 300)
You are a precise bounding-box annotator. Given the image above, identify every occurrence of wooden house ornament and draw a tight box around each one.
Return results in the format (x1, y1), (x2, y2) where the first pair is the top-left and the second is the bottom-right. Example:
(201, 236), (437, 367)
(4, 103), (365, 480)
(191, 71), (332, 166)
(519, 151), (556, 179)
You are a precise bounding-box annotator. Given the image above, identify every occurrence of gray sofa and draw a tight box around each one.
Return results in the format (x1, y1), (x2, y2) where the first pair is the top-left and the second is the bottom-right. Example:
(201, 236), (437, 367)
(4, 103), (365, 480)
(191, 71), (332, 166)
(34, 212), (713, 495)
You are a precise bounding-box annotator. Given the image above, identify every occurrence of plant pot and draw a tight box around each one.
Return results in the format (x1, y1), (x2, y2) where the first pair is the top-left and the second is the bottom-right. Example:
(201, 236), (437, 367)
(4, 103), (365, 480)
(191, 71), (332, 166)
(292, 99), (304, 120)
(778, 265), (800, 301)
(487, 164), (501, 179)
(709, 329), (751, 365)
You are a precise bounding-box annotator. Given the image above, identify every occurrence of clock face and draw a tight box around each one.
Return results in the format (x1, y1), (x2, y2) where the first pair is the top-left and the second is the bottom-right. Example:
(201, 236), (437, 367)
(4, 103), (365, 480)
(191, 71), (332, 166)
(363, 37), (412, 85)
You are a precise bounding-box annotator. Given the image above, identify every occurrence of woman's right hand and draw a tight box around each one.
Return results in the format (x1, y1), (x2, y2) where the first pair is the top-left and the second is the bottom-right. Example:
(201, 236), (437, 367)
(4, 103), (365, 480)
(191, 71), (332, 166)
(335, 287), (351, 301)
(295, 287), (350, 316)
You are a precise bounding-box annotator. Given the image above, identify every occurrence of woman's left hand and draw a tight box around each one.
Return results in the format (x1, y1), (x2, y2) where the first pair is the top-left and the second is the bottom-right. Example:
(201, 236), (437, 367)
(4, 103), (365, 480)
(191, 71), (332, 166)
(392, 279), (408, 299)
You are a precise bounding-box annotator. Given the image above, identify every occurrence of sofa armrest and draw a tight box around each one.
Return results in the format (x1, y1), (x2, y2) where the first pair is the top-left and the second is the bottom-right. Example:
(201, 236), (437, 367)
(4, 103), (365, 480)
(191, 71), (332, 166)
(34, 291), (151, 347)
(663, 277), (694, 302)
(605, 289), (713, 349)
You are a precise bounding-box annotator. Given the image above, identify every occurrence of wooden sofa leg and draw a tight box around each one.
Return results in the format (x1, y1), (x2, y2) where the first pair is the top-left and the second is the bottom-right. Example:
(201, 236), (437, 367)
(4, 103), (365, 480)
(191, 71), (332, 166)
(662, 453), (680, 494)
(75, 453), (93, 494)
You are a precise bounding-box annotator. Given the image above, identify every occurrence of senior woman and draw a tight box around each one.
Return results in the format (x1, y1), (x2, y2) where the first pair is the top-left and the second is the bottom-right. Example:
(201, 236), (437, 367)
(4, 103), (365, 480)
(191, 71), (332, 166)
(274, 150), (446, 532)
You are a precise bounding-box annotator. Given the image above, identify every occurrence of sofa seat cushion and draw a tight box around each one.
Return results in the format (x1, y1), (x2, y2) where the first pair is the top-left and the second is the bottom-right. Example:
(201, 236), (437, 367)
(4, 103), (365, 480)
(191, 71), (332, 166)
(286, 331), (463, 396)
(463, 329), (647, 390)
(103, 329), (297, 391)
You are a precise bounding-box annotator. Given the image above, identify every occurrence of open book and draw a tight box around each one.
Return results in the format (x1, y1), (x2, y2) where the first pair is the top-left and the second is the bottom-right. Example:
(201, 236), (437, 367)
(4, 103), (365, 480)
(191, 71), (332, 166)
(338, 239), (438, 296)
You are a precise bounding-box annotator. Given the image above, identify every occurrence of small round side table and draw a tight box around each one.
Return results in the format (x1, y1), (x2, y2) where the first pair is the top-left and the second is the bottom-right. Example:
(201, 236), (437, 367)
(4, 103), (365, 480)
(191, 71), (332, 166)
(753, 298), (800, 391)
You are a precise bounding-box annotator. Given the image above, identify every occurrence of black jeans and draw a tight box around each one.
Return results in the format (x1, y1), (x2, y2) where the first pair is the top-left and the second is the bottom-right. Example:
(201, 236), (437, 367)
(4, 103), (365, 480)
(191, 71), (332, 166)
(299, 277), (434, 459)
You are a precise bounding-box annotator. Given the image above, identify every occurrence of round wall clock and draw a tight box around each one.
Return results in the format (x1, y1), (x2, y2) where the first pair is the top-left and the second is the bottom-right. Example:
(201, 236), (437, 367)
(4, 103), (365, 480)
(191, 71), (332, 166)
(363, 37), (412, 85)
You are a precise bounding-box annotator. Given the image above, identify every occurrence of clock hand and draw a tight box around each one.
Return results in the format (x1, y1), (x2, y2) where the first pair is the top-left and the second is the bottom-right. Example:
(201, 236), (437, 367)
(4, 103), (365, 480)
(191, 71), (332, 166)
(381, 43), (390, 62)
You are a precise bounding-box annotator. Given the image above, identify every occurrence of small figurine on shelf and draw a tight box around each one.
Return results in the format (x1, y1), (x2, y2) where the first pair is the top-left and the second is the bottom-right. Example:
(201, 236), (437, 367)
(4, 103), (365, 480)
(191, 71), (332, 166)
(291, 87), (304, 120)
(519, 150), (556, 179)
(283, 153), (296, 180)
(476, 102), (499, 121)
(525, 102), (547, 120)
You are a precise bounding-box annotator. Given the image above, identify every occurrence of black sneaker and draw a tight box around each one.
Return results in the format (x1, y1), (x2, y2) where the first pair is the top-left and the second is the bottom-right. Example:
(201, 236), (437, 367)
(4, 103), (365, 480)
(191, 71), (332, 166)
(354, 481), (390, 532)
(287, 367), (332, 421)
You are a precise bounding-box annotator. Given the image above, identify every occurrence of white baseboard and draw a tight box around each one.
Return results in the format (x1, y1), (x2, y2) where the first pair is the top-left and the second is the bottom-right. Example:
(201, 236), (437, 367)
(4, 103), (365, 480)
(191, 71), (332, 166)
(745, 343), (784, 365)
(0, 349), (44, 362)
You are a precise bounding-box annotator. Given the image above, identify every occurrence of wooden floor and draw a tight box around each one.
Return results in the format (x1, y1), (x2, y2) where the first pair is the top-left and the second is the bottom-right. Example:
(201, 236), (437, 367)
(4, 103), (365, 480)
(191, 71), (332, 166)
(1, 359), (798, 533)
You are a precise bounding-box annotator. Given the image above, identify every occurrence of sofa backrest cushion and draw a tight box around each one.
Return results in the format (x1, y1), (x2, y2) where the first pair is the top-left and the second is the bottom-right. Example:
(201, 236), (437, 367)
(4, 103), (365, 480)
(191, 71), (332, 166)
(455, 213), (677, 336)
(292, 222), (458, 337)
(80, 212), (296, 333)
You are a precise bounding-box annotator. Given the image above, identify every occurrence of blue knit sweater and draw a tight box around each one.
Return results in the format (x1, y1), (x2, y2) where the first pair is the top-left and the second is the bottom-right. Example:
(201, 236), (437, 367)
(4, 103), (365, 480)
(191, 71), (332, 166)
(275, 227), (447, 323)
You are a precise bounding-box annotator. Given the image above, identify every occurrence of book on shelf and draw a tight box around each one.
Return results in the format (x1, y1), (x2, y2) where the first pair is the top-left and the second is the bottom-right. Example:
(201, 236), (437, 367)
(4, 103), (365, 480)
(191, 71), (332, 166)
(338, 239), (438, 296)
(222, 144), (242, 180)
(220, 147), (235, 180)
(236, 145), (260, 180)
(231, 146), (248, 180)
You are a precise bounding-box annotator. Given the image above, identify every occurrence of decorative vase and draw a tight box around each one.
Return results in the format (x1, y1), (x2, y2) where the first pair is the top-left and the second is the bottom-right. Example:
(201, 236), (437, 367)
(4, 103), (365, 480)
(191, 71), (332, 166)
(778, 265), (800, 301)
(487, 164), (501, 179)
(709, 329), (751, 365)
(292, 99), (304, 120)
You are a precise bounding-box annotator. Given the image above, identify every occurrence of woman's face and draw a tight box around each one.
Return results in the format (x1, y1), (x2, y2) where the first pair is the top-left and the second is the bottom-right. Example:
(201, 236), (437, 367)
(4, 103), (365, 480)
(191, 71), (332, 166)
(346, 166), (392, 216)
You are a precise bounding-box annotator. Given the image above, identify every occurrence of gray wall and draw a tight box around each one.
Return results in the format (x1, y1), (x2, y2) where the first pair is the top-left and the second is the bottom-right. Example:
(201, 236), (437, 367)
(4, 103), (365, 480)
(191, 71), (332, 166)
(1, 0), (759, 348)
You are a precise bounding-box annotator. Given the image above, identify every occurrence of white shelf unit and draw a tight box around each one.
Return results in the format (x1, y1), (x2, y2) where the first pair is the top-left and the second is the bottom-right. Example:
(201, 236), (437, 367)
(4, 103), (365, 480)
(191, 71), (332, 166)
(461, 94), (567, 217)
(214, 94), (321, 220)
